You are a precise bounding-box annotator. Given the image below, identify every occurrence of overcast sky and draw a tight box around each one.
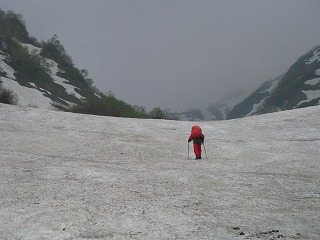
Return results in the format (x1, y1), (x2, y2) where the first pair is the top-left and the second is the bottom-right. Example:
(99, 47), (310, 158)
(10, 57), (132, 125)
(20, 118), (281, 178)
(1, 0), (320, 111)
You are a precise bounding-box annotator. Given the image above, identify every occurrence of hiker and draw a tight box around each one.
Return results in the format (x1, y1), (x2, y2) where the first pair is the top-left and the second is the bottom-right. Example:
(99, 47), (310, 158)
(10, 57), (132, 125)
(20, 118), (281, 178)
(188, 125), (204, 159)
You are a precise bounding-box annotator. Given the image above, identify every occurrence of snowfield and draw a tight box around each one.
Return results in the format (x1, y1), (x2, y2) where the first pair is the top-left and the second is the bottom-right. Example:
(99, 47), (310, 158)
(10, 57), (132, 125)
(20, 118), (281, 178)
(0, 103), (319, 240)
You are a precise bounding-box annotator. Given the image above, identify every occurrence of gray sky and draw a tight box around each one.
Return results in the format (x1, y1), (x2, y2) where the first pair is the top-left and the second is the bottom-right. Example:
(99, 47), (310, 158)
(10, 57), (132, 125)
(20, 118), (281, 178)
(1, 0), (320, 111)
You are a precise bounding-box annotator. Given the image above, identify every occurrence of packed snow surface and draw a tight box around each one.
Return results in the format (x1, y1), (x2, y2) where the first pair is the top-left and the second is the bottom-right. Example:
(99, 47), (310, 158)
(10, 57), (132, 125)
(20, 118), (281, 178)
(0, 104), (319, 240)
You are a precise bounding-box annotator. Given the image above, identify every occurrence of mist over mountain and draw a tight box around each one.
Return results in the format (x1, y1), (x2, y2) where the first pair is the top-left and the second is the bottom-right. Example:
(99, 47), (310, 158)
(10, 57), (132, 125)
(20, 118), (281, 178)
(0, 9), (319, 121)
(227, 45), (320, 119)
(181, 44), (320, 121)
(226, 77), (281, 120)
(0, 9), (177, 120)
(176, 90), (248, 121)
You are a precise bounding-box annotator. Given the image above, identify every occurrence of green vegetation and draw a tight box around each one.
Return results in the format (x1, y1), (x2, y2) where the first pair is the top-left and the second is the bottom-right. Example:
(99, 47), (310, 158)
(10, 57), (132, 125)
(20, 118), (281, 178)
(148, 107), (178, 120)
(7, 39), (52, 86)
(41, 35), (178, 120)
(65, 95), (178, 120)
(0, 9), (37, 45)
(40, 35), (100, 99)
(0, 82), (17, 105)
(41, 34), (72, 67)
(67, 95), (146, 118)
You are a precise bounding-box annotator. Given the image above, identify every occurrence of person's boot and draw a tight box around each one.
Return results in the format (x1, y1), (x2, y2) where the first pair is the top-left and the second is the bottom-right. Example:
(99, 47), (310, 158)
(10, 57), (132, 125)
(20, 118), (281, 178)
(196, 155), (201, 159)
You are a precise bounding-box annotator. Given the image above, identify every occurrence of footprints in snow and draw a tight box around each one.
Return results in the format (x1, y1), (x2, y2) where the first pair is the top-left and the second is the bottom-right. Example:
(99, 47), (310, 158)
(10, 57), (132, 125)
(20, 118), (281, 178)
(232, 227), (302, 239)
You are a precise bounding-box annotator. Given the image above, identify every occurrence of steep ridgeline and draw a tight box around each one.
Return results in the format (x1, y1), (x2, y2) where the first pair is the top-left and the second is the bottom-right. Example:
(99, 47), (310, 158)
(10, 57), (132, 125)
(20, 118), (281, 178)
(227, 77), (281, 119)
(227, 45), (320, 119)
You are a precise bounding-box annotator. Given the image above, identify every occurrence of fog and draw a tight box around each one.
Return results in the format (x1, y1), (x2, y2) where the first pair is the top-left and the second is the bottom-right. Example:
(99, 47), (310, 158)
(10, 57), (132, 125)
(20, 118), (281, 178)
(1, 0), (320, 111)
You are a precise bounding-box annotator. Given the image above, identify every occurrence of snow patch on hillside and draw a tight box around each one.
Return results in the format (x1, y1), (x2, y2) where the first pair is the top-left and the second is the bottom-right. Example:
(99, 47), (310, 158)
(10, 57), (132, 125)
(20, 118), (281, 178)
(305, 47), (320, 64)
(20, 42), (41, 55)
(0, 54), (15, 79)
(46, 58), (83, 99)
(246, 102), (261, 116)
(298, 90), (320, 106)
(245, 78), (280, 117)
(0, 44), (54, 108)
(297, 68), (320, 106)
(0, 41), (85, 109)
(1, 77), (53, 109)
(305, 78), (320, 86)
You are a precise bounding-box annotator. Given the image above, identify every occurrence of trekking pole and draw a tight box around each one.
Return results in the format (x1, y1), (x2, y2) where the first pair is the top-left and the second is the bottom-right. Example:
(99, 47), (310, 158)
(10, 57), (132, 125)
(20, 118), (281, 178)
(202, 142), (208, 159)
(187, 142), (190, 159)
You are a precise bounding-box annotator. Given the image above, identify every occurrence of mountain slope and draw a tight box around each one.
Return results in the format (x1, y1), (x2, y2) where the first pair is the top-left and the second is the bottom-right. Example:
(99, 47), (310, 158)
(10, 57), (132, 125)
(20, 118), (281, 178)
(1, 103), (320, 239)
(0, 10), (177, 120)
(227, 77), (281, 119)
(228, 45), (320, 119)
(0, 9), (101, 109)
(261, 45), (320, 112)
(0, 38), (101, 110)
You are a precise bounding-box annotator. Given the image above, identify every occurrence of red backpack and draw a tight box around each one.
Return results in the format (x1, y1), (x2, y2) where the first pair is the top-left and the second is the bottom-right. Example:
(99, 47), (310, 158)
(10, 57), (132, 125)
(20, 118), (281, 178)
(190, 125), (203, 139)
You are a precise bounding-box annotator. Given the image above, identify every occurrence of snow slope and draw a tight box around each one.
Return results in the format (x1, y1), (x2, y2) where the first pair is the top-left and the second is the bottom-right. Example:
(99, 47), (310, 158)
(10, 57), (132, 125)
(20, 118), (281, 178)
(296, 66), (320, 107)
(0, 41), (86, 109)
(0, 104), (319, 240)
(0, 46), (52, 109)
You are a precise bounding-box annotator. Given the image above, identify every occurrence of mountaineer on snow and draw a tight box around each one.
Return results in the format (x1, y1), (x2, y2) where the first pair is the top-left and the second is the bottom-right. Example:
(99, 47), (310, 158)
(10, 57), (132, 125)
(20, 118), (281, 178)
(188, 125), (205, 159)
